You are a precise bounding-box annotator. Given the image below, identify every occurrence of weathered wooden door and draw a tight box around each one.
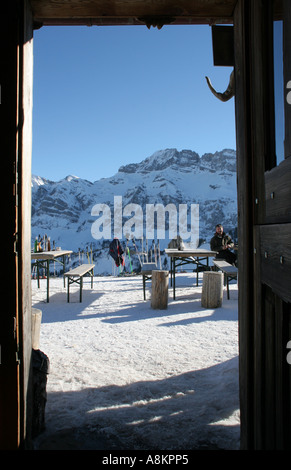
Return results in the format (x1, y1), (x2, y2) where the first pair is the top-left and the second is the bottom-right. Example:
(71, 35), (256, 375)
(234, 0), (291, 449)
(0, 0), (33, 449)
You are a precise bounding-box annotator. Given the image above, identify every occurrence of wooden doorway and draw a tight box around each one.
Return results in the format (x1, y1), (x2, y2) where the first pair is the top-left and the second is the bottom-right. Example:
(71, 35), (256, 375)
(2, 0), (291, 451)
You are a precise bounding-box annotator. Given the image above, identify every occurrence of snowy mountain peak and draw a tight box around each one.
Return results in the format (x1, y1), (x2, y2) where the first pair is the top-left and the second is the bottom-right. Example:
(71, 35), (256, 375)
(63, 175), (80, 182)
(31, 174), (51, 188)
(119, 148), (200, 174)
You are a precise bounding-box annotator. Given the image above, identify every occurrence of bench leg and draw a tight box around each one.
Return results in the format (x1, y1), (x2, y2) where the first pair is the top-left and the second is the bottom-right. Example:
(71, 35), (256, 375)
(143, 275), (146, 300)
(226, 274), (238, 300)
(80, 277), (83, 302)
(67, 277), (70, 302)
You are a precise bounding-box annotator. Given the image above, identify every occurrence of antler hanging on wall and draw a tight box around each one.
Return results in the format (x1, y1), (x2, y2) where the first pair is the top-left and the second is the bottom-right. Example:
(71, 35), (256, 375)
(205, 69), (235, 102)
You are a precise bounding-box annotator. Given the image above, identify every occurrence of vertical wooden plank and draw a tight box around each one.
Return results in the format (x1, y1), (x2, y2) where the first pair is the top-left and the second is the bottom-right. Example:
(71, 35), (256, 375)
(264, 287), (276, 449)
(280, 1), (291, 446)
(234, 0), (281, 449)
(253, 226), (264, 449)
(282, 300), (291, 448)
(283, 0), (291, 157)
(263, 294), (291, 449)
(260, 277), (291, 450)
(0, 2), (21, 450)
(18, 0), (34, 446)
(250, 2), (277, 444)
(287, 304), (291, 448)
(274, 296), (285, 449)
(233, 0), (254, 450)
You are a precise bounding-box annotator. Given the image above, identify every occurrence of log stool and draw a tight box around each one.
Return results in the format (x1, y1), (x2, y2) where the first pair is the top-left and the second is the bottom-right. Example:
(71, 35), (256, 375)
(201, 271), (223, 308)
(151, 270), (169, 309)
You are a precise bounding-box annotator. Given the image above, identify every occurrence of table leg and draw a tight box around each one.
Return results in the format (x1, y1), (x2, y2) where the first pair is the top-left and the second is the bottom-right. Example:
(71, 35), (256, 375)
(67, 277), (70, 303)
(196, 258), (199, 286)
(36, 261), (40, 288)
(173, 257), (176, 300)
(63, 255), (66, 287)
(80, 277), (83, 303)
(46, 259), (50, 303)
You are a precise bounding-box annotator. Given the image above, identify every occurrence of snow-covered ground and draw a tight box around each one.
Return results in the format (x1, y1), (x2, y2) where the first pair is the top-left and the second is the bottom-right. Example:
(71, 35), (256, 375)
(31, 271), (240, 451)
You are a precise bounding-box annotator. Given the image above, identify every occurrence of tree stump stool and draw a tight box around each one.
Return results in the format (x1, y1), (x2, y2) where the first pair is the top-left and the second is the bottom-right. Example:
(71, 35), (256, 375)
(151, 270), (169, 309)
(32, 349), (50, 437)
(32, 307), (42, 349)
(201, 271), (223, 308)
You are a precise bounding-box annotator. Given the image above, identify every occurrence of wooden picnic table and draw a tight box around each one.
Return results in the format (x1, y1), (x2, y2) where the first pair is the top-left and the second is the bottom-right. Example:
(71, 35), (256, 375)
(165, 248), (217, 299)
(31, 250), (73, 302)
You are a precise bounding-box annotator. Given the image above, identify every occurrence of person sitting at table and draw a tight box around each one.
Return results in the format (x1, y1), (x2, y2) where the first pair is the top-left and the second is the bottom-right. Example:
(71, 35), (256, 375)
(210, 224), (237, 266)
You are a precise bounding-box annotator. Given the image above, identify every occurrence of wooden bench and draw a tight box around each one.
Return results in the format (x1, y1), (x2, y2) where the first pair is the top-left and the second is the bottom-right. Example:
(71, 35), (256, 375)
(213, 259), (238, 299)
(64, 264), (95, 302)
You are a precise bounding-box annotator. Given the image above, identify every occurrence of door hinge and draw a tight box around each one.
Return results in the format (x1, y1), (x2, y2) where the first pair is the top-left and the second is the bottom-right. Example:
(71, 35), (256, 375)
(15, 344), (20, 365)
(14, 233), (18, 256)
(16, 351), (20, 365)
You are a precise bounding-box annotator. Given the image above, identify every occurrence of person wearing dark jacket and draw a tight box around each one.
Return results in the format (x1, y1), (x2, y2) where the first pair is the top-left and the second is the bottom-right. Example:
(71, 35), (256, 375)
(210, 224), (237, 265)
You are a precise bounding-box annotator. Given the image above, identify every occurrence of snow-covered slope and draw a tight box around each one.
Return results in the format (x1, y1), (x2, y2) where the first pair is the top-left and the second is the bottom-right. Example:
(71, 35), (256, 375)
(31, 148), (237, 274)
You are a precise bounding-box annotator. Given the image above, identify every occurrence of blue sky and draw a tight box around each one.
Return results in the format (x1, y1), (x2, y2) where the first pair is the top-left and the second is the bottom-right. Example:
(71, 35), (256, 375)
(32, 25), (236, 181)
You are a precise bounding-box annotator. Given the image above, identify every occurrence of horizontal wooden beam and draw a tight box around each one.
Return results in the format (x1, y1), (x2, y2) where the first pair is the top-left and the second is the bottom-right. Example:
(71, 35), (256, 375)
(29, 0), (283, 26)
(32, 17), (233, 28)
(30, 0), (237, 26)
(30, 1), (283, 28)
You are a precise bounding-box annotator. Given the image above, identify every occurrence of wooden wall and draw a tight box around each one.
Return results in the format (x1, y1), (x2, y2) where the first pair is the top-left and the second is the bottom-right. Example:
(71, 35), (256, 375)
(234, 0), (291, 449)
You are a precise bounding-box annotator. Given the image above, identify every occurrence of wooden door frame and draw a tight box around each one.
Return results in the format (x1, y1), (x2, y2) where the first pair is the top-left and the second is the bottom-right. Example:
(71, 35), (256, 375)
(2, 0), (288, 450)
(1, 0), (255, 450)
(0, 0), (33, 449)
(233, 0), (254, 450)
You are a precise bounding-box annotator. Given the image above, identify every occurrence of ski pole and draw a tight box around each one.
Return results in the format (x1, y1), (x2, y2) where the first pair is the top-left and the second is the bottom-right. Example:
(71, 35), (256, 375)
(127, 247), (133, 273)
